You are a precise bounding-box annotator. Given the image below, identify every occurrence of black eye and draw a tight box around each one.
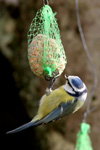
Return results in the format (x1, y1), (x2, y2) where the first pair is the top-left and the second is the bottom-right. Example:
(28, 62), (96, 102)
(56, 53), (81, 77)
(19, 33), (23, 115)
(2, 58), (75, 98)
(71, 78), (84, 89)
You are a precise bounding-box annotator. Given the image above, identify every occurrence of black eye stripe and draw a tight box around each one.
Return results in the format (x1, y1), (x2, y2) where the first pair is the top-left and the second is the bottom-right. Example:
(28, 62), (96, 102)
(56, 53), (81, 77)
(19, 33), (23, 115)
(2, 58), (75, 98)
(67, 88), (87, 97)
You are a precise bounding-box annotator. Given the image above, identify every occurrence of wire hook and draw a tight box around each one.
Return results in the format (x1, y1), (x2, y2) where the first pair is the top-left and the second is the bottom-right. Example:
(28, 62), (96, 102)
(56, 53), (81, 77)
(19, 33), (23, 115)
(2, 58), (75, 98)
(43, 0), (49, 5)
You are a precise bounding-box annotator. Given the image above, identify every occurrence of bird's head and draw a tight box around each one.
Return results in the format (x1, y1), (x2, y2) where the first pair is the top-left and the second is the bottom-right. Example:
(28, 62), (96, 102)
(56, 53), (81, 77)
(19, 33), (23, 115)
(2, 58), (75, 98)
(64, 75), (87, 101)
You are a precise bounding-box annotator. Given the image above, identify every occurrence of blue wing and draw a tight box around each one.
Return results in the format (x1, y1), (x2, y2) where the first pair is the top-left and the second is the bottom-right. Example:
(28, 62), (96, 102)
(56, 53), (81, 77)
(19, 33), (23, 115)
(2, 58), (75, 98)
(40, 99), (78, 124)
(6, 99), (77, 134)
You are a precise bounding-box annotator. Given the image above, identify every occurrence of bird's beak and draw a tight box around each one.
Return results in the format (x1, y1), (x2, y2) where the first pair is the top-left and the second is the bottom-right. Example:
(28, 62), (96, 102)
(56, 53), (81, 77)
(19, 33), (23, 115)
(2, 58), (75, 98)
(64, 74), (68, 80)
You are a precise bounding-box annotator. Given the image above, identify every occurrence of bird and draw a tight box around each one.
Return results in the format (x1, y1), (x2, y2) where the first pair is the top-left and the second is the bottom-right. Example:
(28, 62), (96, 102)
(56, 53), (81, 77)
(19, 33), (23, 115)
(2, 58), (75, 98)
(6, 75), (87, 134)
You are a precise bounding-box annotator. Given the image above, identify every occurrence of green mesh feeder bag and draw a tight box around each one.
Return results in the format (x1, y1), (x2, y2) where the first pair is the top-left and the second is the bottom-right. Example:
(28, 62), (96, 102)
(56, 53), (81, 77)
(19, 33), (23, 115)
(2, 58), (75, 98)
(75, 122), (93, 150)
(28, 5), (67, 79)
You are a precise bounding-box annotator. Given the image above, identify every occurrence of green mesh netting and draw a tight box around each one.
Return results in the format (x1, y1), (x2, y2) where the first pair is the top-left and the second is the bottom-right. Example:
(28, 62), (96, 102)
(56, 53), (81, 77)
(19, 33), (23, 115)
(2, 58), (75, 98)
(28, 5), (67, 78)
(75, 122), (93, 150)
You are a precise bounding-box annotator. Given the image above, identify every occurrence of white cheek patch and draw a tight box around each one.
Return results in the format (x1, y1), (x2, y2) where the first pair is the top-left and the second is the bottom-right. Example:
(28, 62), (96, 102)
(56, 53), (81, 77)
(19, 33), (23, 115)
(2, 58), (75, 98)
(79, 92), (87, 101)
(63, 83), (75, 94)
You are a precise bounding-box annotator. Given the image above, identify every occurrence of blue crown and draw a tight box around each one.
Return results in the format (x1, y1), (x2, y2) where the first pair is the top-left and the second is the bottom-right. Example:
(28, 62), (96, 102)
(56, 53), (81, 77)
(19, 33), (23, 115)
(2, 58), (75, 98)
(71, 77), (84, 89)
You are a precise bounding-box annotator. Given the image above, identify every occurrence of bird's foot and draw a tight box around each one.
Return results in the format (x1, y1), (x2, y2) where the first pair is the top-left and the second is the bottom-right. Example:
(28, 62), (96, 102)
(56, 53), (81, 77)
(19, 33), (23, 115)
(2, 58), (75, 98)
(45, 88), (52, 96)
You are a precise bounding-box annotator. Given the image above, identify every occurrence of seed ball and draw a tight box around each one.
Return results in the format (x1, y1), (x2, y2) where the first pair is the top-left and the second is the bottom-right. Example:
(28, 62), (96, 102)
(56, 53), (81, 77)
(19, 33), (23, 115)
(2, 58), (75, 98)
(28, 34), (66, 78)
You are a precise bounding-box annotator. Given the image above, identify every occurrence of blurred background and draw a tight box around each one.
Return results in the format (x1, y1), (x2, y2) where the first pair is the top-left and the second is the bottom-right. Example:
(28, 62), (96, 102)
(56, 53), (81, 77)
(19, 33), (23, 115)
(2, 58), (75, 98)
(0, 0), (100, 149)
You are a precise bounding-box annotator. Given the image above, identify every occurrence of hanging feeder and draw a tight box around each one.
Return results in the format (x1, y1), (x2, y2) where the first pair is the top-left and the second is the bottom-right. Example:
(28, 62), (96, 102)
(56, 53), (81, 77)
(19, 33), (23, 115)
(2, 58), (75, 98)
(28, 5), (67, 79)
(75, 122), (93, 150)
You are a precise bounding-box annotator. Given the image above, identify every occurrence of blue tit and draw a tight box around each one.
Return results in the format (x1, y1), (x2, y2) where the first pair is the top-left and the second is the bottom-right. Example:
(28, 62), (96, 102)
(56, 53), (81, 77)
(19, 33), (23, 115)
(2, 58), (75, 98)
(6, 75), (87, 134)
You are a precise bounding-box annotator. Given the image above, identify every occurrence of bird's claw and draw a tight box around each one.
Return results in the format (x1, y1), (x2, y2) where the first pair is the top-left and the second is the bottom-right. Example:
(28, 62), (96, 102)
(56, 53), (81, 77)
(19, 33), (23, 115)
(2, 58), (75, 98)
(43, 71), (59, 96)
(45, 88), (52, 96)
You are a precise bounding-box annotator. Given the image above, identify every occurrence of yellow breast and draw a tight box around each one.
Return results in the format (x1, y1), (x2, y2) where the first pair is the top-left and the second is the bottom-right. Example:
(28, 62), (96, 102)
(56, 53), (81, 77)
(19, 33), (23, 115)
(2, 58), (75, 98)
(35, 86), (75, 120)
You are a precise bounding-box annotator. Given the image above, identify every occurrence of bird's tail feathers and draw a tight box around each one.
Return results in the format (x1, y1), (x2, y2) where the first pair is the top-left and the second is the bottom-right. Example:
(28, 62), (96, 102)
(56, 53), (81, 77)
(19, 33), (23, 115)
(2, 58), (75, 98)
(6, 120), (41, 134)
